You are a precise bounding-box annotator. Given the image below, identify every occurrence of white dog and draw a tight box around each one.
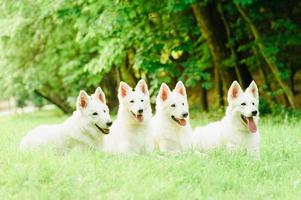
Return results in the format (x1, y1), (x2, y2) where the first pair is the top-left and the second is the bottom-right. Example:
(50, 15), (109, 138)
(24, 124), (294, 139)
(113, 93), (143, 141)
(20, 87), (112, 151)
(193, 81), (260, 157)
(104, 79), (153, 154)
(152, 81), (193, 153)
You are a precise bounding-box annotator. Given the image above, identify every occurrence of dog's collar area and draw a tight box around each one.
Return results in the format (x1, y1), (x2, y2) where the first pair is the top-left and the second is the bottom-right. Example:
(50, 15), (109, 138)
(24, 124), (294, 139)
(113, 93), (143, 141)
(94, 124), (110, 134)
(171, 115), (187, 126)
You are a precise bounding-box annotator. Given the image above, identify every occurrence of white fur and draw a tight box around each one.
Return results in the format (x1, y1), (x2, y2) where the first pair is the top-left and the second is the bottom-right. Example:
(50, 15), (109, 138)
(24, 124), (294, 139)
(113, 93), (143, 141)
(20, 88), (112, 151)
(152, 81), (193, 153)
(104, 80), (153, 154)
(193, 81), (260, 157)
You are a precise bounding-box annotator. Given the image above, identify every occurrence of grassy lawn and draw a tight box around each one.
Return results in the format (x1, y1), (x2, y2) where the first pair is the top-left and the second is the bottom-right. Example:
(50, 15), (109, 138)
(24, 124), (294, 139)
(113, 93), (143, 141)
(0, 110), (301, 199)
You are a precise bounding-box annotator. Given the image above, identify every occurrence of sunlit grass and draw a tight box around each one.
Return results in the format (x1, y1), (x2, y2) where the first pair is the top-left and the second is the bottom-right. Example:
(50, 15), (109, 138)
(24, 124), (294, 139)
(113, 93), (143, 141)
(0, 110), (301, 199)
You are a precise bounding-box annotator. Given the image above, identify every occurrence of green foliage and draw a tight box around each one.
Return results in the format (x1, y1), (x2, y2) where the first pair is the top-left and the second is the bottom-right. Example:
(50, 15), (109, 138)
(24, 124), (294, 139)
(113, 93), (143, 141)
(31, 93), (47, 108)
(234, 0), (256, 6)
(0, 0), (212, 106)
(0, 0), (300, 111)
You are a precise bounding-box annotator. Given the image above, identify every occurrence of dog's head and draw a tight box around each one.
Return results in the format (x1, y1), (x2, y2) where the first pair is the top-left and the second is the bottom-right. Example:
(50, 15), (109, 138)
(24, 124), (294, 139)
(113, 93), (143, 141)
(118, 79), (152, 123)
(77, 87), (112, 135)
(226, 80), (259, 133)
(156, 81), (190, 127)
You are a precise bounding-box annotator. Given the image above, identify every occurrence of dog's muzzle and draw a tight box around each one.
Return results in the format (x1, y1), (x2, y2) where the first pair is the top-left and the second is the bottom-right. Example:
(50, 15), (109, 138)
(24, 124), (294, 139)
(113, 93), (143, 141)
(171, 115), (187, 126)
(94, 124), (110, 134)
(241, 115), (257, 133)
(131, 111), (144, 122)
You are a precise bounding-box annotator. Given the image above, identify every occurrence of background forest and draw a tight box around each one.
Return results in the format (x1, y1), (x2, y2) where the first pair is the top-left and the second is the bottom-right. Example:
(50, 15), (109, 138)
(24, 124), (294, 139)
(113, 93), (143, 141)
(1, 0), (301, 113)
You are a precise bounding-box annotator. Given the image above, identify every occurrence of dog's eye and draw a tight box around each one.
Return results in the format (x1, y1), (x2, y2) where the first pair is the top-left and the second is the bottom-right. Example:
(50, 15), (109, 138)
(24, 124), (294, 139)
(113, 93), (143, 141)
(92, 112), (98, 116)
(241, 102), (246, 106)
(129, 100), (134, 103)
(182, 102), (184, 106)
(103, 110), (106, 113)
(252, 102), (255, 105)
(171, 104), (176, 107)
(141, 99), (144, 102)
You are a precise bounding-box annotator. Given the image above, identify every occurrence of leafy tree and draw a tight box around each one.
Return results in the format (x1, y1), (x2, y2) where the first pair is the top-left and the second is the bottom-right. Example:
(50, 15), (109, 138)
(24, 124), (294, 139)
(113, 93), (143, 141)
(0, 0), (300, 113)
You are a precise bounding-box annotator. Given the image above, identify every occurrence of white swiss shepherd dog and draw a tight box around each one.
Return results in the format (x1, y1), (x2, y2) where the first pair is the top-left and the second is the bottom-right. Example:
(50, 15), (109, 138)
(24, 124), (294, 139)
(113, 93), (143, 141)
(152, 81), (193, 153)
(20, 87), (113, 151)
(104, 79), (153, 154)
(193, 81), (260, 157)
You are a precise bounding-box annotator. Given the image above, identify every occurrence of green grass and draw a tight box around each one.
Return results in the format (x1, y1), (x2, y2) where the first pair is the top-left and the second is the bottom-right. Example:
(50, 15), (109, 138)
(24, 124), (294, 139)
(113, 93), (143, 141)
(0, 110), (301, 199)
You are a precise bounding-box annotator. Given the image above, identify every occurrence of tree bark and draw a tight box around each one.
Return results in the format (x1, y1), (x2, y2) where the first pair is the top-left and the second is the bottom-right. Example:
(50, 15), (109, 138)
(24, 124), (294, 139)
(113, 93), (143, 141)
(259, 66), (277, 105)
(34, 90), (72, 114)
(200, 84), (208, 111)
(236, 4), (296, 108)
(289, 62), (296, 95)
(119, 49), (138, 87)
(98, 68), (120, 109)
(217, 3), (255, 89)
(192, 2), (237, 106)
(217, 3), (244, 87)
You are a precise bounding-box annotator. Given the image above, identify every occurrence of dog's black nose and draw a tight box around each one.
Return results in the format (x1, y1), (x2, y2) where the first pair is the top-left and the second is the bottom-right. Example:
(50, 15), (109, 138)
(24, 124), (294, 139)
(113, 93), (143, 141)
(138, 109), (143, 114)
(182, 112), (189, 118)
(106, 121), (113, 127)
(252, 111), (258, 116)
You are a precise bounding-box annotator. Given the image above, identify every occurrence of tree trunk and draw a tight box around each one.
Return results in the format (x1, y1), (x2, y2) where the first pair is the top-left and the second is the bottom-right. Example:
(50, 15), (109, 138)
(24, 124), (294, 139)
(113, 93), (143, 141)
(115, 65), (121, 89)
(238, 67), (253, 88)
(119, 49), (139, 86)
(192, 2), (237, 106)
(200, 84), (208, 111)
(34, 90), (72, 114)
(217, 3), (255, 89)
(120, 54), (136, 86)
(217, 3), (244, 87)
(289, 62), (296, 95)
(98, 68), (120, 109)
(258, 66), (277, 105)
(236, 4), (296, 108)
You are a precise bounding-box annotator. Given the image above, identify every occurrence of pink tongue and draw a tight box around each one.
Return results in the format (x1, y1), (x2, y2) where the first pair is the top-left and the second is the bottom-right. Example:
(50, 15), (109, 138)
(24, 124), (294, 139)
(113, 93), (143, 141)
(178, 119), (187, 126)
(247, 117), (257, 133)
(137, 115), (144, 122)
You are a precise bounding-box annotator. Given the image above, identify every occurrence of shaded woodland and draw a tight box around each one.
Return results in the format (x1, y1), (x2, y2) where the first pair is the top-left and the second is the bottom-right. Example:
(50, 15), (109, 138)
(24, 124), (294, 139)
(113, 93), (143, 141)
(1, 0), (301, 113)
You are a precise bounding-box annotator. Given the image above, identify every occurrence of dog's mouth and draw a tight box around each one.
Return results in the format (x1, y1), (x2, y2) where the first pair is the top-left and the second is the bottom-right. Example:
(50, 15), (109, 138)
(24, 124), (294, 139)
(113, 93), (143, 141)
(131, 111), (144, 122)
(171, 115), (187, 126)
(241, 115), (257, 133)
(94, 124), (110, 135)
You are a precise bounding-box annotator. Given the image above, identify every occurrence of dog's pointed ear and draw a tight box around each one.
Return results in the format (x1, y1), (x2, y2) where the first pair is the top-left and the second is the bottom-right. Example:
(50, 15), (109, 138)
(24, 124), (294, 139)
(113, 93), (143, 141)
(228, 81), (243, 102)
(159, 83), (171, 101)
(77, 90), (89, 110)
(119, 81), (132, 98)
(174, 81), (186, 96)
(246, 80), (259, 99)
(135, 79), (149, 95)
(94, 87), (106, 104)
